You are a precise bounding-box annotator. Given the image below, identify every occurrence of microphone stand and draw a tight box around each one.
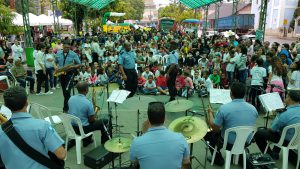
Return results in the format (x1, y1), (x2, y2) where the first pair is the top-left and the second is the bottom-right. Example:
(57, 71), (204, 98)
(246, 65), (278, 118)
(66, 71), (76, 95)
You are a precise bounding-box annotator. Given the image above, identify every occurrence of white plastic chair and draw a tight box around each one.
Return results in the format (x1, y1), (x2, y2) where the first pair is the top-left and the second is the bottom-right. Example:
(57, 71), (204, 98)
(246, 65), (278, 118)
(8, 69), (28, 94)
(211, 126), (257, 169)
(60, 114), (96, 164)
(0, 75), (10, 89)
(30, 102), (62, 125)
(264, 123), (300, 169)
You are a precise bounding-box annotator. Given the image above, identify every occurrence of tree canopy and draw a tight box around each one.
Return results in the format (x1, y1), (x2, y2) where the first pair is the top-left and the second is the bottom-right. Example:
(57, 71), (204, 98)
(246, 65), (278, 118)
(0, 0), (22, 36)
(158, 3), (201, 22)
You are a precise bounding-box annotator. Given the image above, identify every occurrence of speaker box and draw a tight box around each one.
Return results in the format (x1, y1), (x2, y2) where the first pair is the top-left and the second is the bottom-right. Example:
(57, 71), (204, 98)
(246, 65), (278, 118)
(84, 145), (119, 169)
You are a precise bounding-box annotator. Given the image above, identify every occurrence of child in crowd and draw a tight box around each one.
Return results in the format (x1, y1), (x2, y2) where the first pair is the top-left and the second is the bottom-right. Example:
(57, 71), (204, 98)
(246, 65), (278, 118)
(198, 55), (209, 70)
(83, 66), (91, 81)
(98, 67), (108, 85)
(213, 54), (222, 72)
(143, 75), (158, 95)
(250, 58), (267, 108)
(182, 71), (194, 97)
(220, 73), (229, 89)
(155, 64), (163, 78)
(207, 55), (214, 74)
(142, 66), (154, 80)
(175, 69), (185, 96)
(209, 69), (221, 88)
(88, 70), (98, 86)
(137, 72), (146, 94)
(199, 70), (213, 97)
(287, 61), (300, 89)
(193, 71), (204, 90)
(156, 70), (168, 95)
(82, 44), (92, 65)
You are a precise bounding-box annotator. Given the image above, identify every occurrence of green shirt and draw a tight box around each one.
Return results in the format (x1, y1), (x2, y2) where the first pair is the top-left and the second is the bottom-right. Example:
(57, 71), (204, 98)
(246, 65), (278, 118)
(209, 74), (220, 85)
(11, 65), (26, 78)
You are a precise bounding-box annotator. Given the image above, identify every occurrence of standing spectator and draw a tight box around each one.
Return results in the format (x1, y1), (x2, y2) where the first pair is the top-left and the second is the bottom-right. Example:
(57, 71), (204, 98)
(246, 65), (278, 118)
(45, 47), (57, 90)
(91, 37), (100, 63)
(34, 44), (52, 95)
(225, 50), (236, 86)
(11, 40), (23, 60)
(288, 61), (300, 90)
(236, 46), (247, 84)
(82, 44), (92, 65)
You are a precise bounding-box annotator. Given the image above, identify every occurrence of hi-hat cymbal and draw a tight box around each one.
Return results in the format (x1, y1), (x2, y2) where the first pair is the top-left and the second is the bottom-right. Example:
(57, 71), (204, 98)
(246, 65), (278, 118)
(120, 96), (157, 112)
(104, 137), (132, 153)
(169, 116), (208, 143)
(165, 99), (194, 112)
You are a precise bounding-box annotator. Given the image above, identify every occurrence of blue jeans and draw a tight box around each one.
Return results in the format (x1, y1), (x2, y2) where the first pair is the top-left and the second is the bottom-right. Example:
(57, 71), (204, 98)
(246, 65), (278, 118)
(46, 67), (57, 88)
(143, 88), (158, 94)
(226, 71), (234, 87)
(238, 69), (247, 84)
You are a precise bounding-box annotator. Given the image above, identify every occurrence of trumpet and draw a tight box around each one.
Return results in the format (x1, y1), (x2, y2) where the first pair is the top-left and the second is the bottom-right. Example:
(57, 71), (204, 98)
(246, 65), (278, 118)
(92, 87), (101, 115)
(0, 113), (8, 124)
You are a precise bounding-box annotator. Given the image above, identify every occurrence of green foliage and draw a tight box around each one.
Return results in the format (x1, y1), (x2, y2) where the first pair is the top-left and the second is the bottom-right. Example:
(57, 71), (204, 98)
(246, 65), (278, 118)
(4, 0), (38, 15)
(0, 0), (23, 35)
(158, 3), (201, 22)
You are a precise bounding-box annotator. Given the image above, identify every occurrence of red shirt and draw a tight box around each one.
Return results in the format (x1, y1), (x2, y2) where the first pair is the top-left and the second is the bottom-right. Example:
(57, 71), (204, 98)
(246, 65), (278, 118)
(138, 76), (146, 86)
(156, 76), (167, 87)
(176, 76), (185, 89)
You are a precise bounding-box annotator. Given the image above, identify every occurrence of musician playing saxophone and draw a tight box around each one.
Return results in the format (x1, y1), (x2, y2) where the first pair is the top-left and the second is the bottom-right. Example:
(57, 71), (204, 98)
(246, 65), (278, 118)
(204, 82), (258, 166)
(55, 42), (81, 112)
(67, 82), (110, 148)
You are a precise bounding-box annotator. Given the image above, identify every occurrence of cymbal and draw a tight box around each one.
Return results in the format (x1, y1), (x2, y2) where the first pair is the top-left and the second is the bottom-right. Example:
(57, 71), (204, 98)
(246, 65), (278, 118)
(120, 96), (157, 112)
(104, 137), (132, 153)
(169, 116), (208, 143)
(165, 99), (194, 112)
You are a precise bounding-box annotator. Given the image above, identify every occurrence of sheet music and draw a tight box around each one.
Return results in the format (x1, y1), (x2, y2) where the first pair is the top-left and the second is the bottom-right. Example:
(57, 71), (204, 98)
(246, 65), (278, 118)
(259, 92), (285, 112)
(107, 90), (131, 104)
(209, 89), (232, 104)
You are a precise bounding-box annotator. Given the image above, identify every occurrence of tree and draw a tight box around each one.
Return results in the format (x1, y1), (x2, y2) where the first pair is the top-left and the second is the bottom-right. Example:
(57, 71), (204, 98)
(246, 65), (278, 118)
(0, 0), (22, 36)
(290, 0), (300, 29)
(4, 0), (38, 15)
(158, 3), (201, 22)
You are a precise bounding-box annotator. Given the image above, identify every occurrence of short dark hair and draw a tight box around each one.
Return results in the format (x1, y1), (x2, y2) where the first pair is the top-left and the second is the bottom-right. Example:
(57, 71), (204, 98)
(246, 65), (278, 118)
(256, 58), (264, 66)
(288, 90), (300, 103)
(4, 86), (27, 111)
(230, 82), (246, 99)
(76, 82), (89, 94)
(160, 70), (165, 76)
(147, 102), (165, 125)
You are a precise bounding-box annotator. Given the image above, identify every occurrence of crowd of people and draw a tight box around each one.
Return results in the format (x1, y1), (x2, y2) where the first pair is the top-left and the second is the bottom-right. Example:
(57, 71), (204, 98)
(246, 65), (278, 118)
(0, 27), (300, 169)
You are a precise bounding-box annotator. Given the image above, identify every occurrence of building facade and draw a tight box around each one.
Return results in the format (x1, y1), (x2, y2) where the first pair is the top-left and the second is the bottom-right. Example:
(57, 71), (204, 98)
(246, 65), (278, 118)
(251, 0), (298, 30)
(142, 0), (159, 22)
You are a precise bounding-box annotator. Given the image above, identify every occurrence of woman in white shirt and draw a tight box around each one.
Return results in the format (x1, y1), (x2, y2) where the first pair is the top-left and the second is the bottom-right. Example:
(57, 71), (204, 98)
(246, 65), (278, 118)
(288, 61), (300, 90)
(45, 47), (57, 90)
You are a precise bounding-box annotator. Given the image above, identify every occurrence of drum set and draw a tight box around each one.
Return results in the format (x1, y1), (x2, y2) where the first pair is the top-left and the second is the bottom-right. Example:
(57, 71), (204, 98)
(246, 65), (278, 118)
(103, 96), (212, 169)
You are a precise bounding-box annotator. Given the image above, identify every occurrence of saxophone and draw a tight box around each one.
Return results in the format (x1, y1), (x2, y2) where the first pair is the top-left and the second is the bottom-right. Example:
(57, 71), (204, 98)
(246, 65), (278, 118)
(0, 113), (8, 124)
(92, 87), (101, 115)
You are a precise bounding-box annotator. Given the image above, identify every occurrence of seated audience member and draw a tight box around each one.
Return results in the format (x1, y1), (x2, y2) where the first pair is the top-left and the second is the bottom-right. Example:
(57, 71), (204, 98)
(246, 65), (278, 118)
(155, 64), (163, 78)
(182, 71), (194, 97)
(205, 82), (258, 166)
(0, 87), (66, 168)
(175, 69), (185, 96)
(142, 66), (154, 80)
(88, 70), (98, 86)
(68, 82), (110, 146)
(130, 102), (190, 169)
(250, 58), (267, 107)
(209, 69), (221, 88)
(97, 67), (108, 85)
(288, 61), (300, 90)
(137, 72), (146, 94)
(220, 73), (229, 89)
(83, 66), (91, 81)
(199, 70), (213, 97)
(193, 71), (204, 90)
(143, 75), (158, 95)
(156, 70), (168, 95)
(6, 56), (14, 69)
(254, 90), (300, 163)
(11, 58), (35, 93)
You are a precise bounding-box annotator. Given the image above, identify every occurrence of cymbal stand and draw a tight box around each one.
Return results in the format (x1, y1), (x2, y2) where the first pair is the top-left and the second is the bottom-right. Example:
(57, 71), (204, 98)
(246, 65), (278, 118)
(136, 96), (142, 136)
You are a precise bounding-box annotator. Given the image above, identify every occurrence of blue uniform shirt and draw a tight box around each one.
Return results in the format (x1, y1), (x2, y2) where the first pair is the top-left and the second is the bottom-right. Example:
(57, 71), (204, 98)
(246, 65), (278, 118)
(55, 49), (81, 68)
(166, 50), (179, 67)
(130, 126), (190, 169)
(214, 99), (258, 144)
(118, 50), (136, 69)
(271, 104), (300, 141)
(68, 94), (94, 126)
(0, 112), (64, 169)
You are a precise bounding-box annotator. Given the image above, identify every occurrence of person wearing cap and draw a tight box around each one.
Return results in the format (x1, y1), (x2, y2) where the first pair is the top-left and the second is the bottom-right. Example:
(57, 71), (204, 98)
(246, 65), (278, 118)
(254, 90), (300, 163)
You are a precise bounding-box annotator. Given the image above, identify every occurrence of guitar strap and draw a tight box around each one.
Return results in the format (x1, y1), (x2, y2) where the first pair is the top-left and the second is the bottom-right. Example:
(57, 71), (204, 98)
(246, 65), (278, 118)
(63, 51), (69, 66)
(1, 120), (64, 169)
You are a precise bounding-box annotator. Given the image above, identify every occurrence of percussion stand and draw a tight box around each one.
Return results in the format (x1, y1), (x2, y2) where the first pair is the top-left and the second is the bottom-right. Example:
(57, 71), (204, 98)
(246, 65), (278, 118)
(66, 71), (76, 95)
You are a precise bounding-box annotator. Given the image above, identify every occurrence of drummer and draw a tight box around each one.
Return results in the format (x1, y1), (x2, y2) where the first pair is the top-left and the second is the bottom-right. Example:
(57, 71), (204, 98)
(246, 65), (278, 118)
(204, 82), (258, 166)
(130, 102), (191, 169)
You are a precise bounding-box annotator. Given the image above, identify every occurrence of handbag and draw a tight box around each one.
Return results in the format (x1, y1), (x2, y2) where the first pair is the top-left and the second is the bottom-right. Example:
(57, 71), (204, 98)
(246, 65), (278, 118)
(1, 120), (64, 169)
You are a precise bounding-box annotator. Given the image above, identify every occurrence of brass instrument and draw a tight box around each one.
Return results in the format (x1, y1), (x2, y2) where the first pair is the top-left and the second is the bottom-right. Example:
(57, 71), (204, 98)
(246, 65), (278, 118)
(54, 64), (79, 77)
(0, 113), (8, 124)
(92, 87), (101, 115)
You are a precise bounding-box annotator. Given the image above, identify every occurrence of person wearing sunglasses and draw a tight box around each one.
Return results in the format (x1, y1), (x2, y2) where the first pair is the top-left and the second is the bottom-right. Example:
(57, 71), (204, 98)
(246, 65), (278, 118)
(130, 102), (191, 169)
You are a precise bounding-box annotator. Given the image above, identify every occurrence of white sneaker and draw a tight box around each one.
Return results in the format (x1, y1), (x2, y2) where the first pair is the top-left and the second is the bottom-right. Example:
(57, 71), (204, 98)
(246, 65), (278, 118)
(45, 91), (53, 95)
(56, 85), (60, 88)
(51, 87), (56, 90)
(36, 92), (44, 96)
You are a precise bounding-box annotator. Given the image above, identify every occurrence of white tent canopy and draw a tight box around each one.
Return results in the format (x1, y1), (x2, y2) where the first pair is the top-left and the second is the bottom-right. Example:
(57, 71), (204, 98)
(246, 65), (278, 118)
(12, 12), (73, 26)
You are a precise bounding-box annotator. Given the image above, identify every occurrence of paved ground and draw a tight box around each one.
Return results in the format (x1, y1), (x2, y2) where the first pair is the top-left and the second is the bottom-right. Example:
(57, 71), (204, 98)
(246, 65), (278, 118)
(1, 84), (297, 169)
